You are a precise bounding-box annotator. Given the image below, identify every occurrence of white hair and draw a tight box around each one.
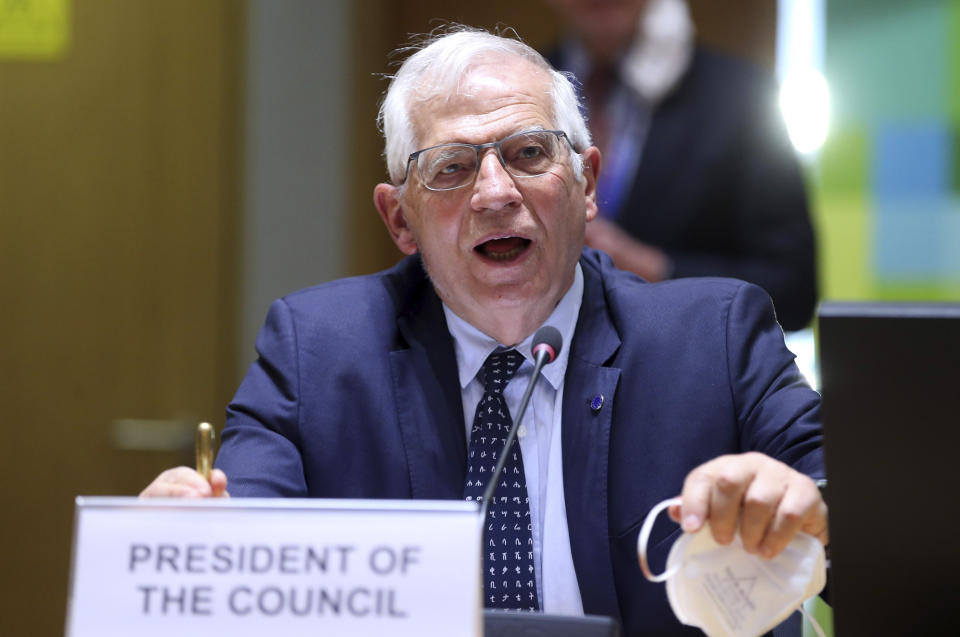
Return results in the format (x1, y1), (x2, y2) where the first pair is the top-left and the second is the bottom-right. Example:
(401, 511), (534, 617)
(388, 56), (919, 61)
(377, 25), (592, 185)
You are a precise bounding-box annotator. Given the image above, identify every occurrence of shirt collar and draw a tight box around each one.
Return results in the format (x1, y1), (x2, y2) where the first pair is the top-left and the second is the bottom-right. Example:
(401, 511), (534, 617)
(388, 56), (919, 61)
(443, 263), (584, 392)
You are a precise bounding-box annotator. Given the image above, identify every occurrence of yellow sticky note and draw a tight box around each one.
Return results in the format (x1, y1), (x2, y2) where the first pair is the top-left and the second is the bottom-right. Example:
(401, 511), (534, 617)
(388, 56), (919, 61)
(0, 0), (70, 59)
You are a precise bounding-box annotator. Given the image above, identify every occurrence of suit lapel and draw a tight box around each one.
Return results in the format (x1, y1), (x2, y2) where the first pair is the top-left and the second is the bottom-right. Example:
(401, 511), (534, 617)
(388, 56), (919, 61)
(386, 253), (627, 616)
(391, 270), (467, 500)
(563, 256), (623, 619)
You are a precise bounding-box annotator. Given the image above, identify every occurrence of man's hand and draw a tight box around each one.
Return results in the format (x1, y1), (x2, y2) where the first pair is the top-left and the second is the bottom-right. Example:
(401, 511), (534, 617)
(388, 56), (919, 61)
(585, 216), (671, 282)
(139, 467), (230, 498)
(668, 452), (827, 558)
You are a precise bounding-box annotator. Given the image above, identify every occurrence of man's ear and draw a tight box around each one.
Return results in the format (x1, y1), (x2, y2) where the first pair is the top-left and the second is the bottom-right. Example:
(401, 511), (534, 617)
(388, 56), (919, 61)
(373, 183), (418, 255)
(581, 146), (602, 223)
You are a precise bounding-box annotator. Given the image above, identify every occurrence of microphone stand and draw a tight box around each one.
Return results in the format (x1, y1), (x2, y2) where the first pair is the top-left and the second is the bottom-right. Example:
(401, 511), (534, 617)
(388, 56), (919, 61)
(478, 347), (553, 530)
(475, 332), (620, 635)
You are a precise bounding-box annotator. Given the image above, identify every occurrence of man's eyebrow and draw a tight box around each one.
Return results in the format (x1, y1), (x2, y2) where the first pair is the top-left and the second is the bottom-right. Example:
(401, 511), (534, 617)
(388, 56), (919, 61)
(438, 125), (551, 146)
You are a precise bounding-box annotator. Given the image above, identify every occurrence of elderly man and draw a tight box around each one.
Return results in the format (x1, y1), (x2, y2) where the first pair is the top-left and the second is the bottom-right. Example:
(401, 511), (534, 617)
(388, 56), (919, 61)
(143, 26), (826, 635)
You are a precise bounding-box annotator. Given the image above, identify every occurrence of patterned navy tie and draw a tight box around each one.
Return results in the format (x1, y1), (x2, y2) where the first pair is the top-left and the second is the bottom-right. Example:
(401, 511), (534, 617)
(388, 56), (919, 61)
(464, 349), (540, 611)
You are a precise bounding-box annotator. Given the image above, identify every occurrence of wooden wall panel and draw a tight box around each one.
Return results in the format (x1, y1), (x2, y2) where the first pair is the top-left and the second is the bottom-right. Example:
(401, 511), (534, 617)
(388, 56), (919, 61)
(0, 2), (243, 635)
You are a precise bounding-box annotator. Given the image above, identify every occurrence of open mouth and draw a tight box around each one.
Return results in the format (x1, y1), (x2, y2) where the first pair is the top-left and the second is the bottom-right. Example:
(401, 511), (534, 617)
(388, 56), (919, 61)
(475, 236), (531, 262)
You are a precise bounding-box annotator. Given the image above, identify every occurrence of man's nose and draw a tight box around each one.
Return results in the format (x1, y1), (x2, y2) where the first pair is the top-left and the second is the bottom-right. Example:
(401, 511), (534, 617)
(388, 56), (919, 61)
(471, 151), (522, 211)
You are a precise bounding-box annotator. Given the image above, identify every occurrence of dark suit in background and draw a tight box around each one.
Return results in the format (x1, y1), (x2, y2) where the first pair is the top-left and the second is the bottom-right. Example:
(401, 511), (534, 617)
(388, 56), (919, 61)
(551, 45), (818, 331)
(217, 248), (823, 634)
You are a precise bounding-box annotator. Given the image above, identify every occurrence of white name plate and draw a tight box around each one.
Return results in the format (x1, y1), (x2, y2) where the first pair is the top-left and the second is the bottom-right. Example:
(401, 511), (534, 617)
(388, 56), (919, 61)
(66, 497), (482, 637)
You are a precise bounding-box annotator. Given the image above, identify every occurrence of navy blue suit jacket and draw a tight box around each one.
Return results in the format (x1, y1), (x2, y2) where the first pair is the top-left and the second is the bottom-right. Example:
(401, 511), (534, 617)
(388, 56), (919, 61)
(218, 248), (823, 635)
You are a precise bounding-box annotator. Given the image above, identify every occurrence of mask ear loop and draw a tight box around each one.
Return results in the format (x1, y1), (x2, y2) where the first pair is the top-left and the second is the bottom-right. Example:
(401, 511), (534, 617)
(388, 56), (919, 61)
(799, 603), (828, 637)
(637, 497), (683, 582)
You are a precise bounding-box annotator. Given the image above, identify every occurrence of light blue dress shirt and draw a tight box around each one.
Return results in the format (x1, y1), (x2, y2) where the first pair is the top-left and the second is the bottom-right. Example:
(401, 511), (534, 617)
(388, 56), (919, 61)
(443, 264), (585, 615)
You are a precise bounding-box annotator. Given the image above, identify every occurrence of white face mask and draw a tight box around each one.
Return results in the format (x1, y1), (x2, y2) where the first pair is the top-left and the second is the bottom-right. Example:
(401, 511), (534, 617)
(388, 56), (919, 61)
(637, 498), (827, 637)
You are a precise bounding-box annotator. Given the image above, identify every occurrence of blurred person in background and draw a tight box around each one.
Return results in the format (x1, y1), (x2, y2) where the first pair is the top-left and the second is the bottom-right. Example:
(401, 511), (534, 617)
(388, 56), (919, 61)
(547, 0), (818, 330)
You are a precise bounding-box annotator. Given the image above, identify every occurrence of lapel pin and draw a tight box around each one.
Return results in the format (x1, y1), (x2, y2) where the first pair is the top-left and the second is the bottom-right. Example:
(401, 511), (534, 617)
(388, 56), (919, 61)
(590, 394), (604, 413)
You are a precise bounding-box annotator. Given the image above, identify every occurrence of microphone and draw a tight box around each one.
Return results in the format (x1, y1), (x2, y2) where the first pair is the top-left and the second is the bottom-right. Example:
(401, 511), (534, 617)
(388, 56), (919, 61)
(479, 326), (563, 521)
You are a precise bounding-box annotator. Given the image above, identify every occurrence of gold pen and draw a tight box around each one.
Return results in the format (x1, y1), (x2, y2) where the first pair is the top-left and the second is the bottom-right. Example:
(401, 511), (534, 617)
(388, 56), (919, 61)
(195, 422), (216, 482)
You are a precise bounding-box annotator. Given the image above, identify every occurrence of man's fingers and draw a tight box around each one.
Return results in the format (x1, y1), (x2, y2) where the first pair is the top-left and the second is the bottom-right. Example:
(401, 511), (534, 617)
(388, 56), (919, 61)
(209, 469), (230, 498)
(679, 470), (713, 534)
(680, 455), (754, 540)
(139, 466), (217, 498)
(803, 506), (829, 547)
(705, 464), (752, 544)
(739, 479), (786, 554)
(141, 483), (206, 498)
(674, 454), (829, 559)
(668, 503), (682, 524)
(760, 477), (822, 558)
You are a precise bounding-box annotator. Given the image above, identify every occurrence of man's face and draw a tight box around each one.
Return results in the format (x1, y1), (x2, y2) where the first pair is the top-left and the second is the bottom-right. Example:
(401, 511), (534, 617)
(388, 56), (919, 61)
(375, 56), (599, 340)
(548, 0), (647, 57)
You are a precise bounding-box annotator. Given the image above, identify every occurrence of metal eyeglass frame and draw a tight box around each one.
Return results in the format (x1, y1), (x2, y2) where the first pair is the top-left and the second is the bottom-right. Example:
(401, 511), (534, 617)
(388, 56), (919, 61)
(400, 129), (574, 192)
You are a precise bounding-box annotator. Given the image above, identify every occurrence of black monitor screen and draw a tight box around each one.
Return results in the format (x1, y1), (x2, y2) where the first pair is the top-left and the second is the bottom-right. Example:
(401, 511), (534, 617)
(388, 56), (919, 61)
(818, 301), (960, 636)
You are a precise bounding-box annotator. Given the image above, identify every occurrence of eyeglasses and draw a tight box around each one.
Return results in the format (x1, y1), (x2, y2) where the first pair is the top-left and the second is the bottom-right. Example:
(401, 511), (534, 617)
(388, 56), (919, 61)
(402, 129), (573, 192)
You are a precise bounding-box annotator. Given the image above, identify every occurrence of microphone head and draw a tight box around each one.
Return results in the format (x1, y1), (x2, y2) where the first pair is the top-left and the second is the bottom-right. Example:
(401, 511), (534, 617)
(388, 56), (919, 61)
(532, 325), (563, 364)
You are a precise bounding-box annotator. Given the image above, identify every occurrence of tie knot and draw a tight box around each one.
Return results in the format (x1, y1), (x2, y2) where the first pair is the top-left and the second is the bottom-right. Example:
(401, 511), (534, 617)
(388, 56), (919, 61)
(478, 349), (522, 394)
